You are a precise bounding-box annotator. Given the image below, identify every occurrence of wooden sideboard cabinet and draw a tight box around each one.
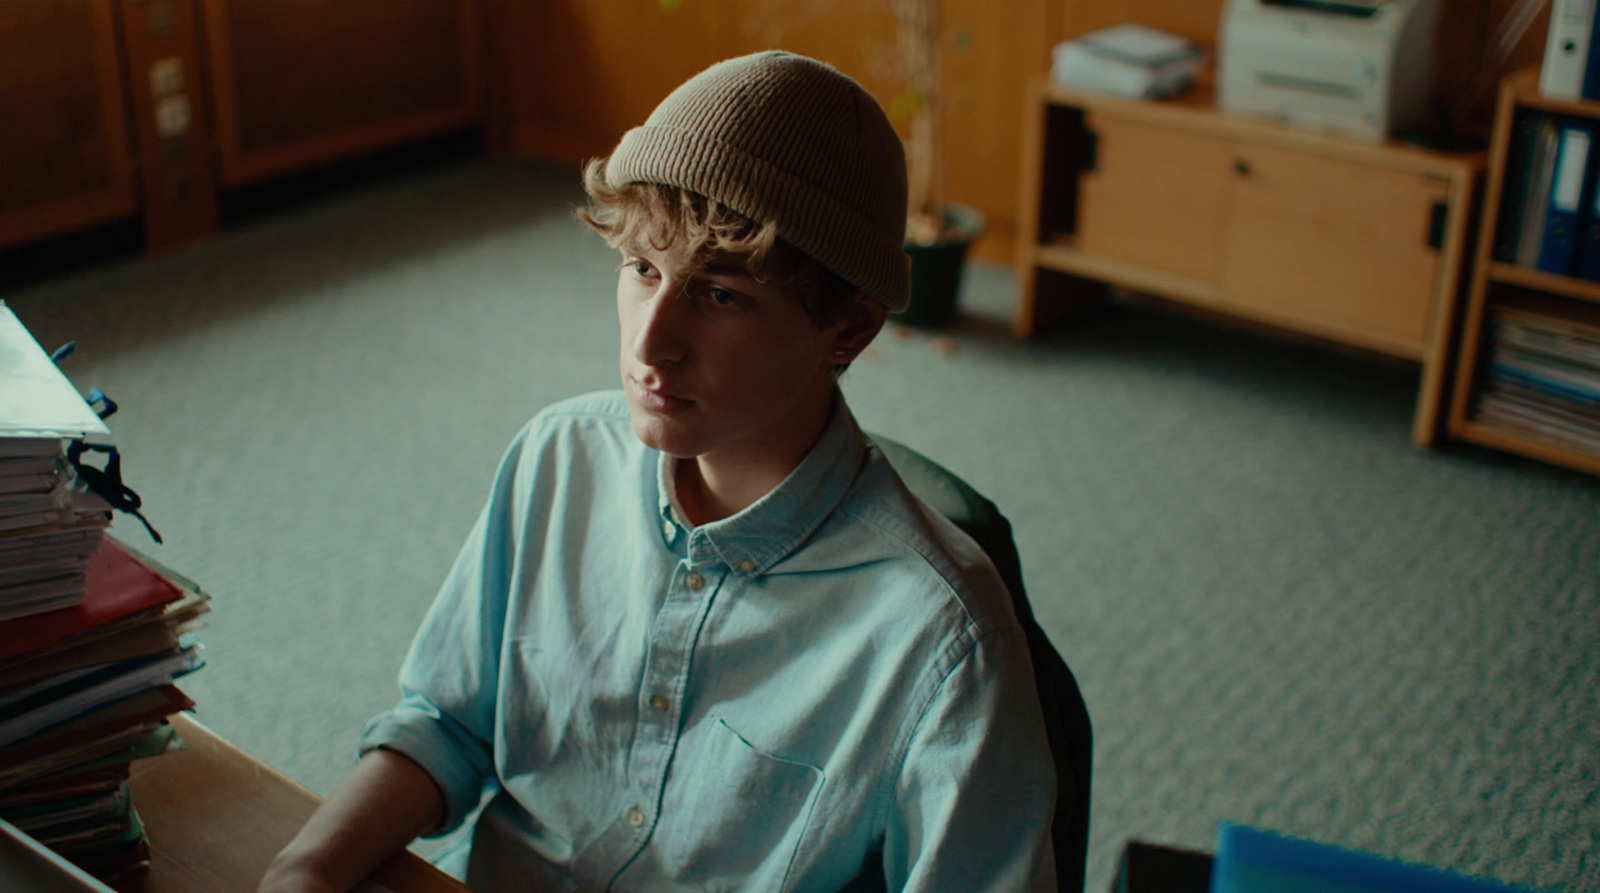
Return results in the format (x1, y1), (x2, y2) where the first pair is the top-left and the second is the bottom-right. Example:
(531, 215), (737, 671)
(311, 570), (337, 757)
(1014, 81), (1484, 447)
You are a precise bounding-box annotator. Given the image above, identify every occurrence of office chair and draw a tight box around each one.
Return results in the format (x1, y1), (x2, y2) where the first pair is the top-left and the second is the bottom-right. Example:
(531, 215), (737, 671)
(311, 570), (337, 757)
(872, 434), (1093, 893)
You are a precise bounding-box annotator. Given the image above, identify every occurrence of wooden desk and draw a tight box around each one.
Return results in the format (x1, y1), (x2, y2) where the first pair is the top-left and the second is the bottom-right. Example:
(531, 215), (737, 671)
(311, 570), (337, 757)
(121, 713), (470, 893)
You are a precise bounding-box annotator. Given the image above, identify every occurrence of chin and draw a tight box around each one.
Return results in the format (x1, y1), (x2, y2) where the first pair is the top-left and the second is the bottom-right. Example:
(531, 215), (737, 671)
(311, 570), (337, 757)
(628, 409), (704, 459)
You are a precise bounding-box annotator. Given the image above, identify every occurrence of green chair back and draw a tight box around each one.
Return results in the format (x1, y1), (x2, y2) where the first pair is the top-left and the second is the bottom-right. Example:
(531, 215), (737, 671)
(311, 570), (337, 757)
(872, 434), (1092, 893)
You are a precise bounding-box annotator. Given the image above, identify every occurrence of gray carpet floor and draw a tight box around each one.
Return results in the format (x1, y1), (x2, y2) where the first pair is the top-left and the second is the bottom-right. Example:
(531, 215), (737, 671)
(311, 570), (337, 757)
(6, 158), (1598, 892)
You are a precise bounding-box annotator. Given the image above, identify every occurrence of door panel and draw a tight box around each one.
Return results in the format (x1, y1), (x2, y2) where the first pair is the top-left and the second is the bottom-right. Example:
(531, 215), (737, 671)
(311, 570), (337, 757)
(202, 0), (481, 185)
(1221, 144), (1445, 352)
(0, 0), (136, 247)
(1075, 112), (1231, 284)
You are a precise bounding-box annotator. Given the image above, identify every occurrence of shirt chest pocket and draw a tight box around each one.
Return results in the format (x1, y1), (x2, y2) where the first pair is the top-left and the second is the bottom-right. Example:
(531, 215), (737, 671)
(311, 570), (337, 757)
(655, 716), (824, 891)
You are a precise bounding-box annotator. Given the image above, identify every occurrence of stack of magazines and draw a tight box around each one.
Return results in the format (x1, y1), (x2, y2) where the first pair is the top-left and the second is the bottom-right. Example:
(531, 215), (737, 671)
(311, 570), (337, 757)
(0, 301), (210, 880)
(1476, 297), (1600, 455)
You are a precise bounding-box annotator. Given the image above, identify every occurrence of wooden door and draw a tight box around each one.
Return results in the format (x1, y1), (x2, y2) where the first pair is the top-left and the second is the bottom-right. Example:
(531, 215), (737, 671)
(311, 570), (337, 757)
(201, 0), (483, 186)
(0, 0), (137, 248)
(1220, 144), (1447, 357)
(1074, 111), (1232, 285)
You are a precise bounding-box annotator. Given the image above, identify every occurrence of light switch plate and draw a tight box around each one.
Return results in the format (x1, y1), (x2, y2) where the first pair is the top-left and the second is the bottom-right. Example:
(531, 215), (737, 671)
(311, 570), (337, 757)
(155, 94), (191, 138)
(150, 58), (183, 97)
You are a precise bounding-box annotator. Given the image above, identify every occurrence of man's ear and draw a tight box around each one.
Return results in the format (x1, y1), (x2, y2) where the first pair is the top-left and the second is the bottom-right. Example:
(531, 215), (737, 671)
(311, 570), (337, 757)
(829, 293), (890, 363)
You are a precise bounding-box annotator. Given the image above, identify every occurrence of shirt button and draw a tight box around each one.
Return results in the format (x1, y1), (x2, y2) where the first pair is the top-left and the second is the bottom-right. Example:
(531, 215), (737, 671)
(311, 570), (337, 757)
(739, 559), (756, 573)
(627, 807), (646, 827)
(685, 572), (704, 591)
(650, 694), (669, 712)
(662, 518), (675, 540)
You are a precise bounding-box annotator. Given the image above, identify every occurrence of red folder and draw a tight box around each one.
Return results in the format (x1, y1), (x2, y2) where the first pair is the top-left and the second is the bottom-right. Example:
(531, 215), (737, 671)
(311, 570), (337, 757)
(0, 539), (183, 662)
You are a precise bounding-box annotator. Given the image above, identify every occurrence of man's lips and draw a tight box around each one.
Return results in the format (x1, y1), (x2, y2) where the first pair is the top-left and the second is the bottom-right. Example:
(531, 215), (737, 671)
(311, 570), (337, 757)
(631, 377), (693, 412)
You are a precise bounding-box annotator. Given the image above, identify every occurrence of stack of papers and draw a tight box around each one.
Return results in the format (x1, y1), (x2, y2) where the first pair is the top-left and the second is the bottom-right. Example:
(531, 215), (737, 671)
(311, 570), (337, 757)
(0, 303), (113, 622)
(0, 303), (210, 881)
(1051, 23), (1206, 99)
(0, 537), (210, 879)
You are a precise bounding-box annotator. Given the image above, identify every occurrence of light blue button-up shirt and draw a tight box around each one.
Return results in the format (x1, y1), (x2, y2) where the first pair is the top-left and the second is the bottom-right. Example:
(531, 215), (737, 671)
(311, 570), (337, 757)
(361, 390), (1056, 892)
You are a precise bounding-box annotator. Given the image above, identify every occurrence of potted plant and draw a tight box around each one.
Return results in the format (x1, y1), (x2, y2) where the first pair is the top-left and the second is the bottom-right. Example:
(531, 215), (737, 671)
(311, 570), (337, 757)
(890, 0), (983, 329)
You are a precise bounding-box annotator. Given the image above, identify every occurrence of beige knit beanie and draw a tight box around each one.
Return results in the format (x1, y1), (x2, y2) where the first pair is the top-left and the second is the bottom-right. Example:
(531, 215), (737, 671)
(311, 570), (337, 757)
(605, 51), (911, 312)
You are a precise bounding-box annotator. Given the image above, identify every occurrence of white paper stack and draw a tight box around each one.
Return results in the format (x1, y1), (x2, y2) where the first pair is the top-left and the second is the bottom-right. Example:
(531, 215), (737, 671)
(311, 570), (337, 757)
(0, 303), (113, 622)
(0, 303), (207, 883)
(1051, 23), (1206, 99)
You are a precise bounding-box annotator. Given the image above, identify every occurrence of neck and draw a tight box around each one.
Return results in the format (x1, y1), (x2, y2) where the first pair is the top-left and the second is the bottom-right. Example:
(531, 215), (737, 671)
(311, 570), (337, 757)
(675, 390), (837, 527)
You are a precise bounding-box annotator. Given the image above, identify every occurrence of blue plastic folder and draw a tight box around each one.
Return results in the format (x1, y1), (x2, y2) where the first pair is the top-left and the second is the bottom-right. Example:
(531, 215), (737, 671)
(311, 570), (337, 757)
(1576, 156), (1600, 280)
(1211, 824), (1538, 893)
(1536, 122), (1595, 276)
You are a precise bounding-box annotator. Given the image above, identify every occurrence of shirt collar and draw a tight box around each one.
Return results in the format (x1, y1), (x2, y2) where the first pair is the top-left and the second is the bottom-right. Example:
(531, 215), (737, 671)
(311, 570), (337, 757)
(656, 393), (867, 576)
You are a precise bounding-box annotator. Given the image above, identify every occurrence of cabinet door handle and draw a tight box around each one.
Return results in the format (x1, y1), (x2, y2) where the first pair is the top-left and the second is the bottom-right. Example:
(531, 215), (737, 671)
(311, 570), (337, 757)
(1080, 129), (1098, 173)
(1427, 201), (1448, 250)
(1233, 159), (1251, 177)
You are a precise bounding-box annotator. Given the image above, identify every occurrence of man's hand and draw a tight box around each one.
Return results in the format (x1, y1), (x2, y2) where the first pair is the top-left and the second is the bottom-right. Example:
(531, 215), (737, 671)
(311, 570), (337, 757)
(255, 748), (445, 893)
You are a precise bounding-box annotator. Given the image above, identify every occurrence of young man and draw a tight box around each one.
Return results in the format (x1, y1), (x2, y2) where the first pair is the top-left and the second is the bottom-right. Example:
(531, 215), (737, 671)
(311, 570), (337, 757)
(260, 51), (1056, 893)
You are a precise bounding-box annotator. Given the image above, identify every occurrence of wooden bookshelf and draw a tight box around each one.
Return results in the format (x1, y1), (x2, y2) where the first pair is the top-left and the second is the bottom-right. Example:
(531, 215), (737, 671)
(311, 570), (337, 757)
(1013, 80), (1484, 447)
(1448, 70), (1600, 476)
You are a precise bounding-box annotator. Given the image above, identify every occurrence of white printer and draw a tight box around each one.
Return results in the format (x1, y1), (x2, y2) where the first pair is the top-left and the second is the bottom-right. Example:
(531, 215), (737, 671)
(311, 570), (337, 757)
(1218, 0), (1438, 143)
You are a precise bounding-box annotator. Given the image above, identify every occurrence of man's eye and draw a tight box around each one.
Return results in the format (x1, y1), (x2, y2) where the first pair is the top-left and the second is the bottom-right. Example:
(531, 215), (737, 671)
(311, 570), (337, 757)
(708, 287), (739, 307)
(630, 260), (653, 276)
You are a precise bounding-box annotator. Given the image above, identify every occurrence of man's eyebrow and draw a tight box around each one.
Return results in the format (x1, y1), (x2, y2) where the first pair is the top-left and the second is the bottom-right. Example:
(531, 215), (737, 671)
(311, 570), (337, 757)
(699, 260), (756, 277)
(700, 250), (779, 278)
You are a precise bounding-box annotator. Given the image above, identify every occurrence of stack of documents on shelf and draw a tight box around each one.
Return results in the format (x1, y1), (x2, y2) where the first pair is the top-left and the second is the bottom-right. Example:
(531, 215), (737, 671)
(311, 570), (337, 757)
(1477, 298), (1600, 455)
(0, 302), (210, 881)
(1050, 23), (1205, 99)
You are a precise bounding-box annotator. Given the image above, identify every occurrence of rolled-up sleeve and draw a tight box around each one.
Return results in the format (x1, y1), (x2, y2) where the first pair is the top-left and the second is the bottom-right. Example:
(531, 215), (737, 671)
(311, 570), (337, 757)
(360, 430), (529, 835)
(883, 624), (1058, 892)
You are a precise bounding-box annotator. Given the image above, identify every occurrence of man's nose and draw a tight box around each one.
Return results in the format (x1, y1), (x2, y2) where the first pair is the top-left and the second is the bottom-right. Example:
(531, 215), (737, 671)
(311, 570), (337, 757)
(633, 281), (690, 366)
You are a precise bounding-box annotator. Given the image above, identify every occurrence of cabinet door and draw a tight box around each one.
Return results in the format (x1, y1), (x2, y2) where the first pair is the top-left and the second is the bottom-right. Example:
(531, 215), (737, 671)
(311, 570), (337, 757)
(0, 0), (136, 248)
(202, 0), (482, 186)
(1220, 144), (1448, 356)
(1075, 112), (1233, 284)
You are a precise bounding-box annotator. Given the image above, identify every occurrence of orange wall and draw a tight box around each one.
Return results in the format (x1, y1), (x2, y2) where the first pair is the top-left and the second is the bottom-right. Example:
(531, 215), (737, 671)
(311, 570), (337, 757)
(496, 0), (1553, 262)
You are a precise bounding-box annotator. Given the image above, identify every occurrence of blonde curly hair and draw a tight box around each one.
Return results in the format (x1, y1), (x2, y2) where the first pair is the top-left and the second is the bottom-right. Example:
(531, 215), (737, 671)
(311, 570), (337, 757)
(575, 157), (856, 329)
